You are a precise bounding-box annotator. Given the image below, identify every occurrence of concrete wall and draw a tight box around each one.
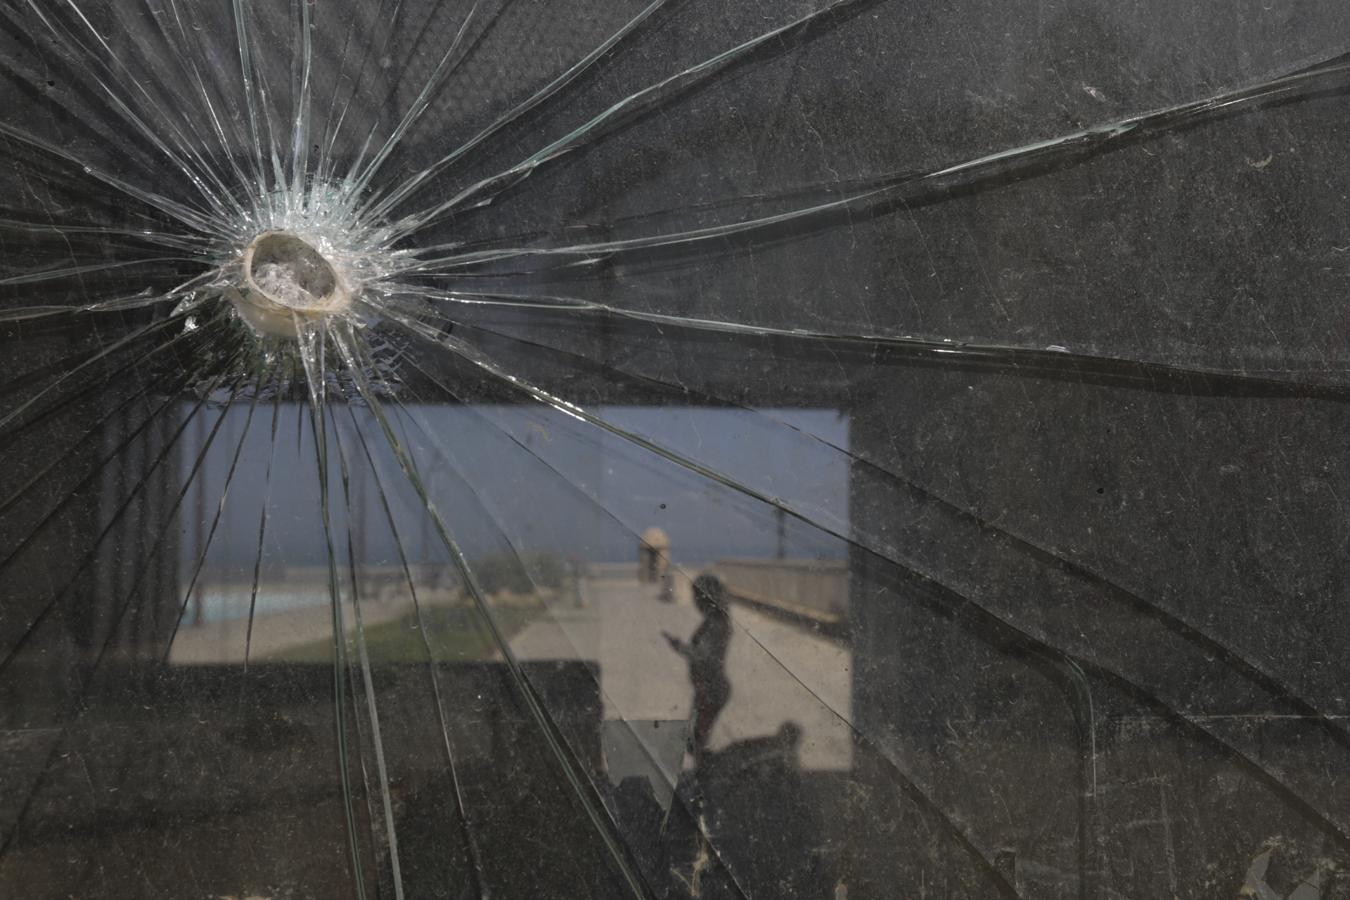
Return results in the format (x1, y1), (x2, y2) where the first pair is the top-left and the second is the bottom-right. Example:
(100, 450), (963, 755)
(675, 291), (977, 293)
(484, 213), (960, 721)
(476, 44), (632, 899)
(709, 558), (848, 626)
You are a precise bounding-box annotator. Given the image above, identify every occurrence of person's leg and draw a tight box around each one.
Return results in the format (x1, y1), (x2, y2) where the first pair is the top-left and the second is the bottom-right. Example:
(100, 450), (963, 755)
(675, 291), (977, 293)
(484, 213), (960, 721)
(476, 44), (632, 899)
(692, 678), (730, 751)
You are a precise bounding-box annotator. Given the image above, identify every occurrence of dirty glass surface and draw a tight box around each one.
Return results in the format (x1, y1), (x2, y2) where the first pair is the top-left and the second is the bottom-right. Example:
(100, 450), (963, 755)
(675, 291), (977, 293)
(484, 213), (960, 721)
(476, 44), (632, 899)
(2, 1), (1349, 897)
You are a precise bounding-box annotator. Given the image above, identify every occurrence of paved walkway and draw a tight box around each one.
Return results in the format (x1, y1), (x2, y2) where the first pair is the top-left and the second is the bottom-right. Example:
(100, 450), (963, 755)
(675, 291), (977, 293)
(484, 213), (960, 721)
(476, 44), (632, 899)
(509, 570), (853, 771)
(167, 567), (854, 770)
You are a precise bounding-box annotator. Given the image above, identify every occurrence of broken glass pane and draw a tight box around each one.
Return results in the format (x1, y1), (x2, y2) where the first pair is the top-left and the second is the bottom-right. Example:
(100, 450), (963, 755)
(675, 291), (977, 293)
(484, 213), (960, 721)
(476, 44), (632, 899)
(3, 0), (1350, 897)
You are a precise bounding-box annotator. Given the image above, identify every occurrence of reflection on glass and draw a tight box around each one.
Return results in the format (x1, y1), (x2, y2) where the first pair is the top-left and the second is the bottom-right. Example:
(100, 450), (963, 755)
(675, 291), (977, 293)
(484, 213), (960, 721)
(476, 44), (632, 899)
(5, 0), (1350, 896)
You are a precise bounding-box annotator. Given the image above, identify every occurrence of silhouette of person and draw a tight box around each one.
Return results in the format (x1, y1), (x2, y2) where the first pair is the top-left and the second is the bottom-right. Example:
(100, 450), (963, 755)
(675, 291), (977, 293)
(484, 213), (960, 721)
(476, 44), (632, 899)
(664, 574), (732, 756)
